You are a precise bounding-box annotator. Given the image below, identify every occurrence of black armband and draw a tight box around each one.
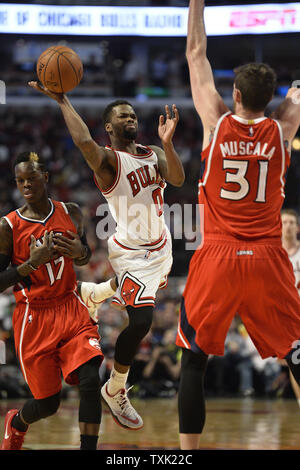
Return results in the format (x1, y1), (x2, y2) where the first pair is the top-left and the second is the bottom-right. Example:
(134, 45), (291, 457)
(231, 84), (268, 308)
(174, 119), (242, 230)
(74, 233), (92, 266)
(0, 254), (31, 293)
(0, 266), (24, 293)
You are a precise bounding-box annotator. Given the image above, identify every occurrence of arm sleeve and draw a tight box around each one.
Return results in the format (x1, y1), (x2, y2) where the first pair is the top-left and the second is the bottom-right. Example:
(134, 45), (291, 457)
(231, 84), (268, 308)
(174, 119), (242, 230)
(74, 232), (92, 266)
(0, 254), (27, 293)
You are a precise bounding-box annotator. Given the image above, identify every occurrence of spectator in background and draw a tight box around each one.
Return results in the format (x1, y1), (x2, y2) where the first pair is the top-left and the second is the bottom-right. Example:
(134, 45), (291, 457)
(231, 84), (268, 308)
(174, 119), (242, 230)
(281, 209), (300, 407)
(150, 53), (169, 89)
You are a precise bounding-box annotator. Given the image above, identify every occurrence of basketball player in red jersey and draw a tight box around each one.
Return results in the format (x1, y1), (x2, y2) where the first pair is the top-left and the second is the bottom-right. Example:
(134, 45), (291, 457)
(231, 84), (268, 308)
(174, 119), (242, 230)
(28, 81), (184, 430)
(176, 0), (300, 450)
(0, 151), (115, 450)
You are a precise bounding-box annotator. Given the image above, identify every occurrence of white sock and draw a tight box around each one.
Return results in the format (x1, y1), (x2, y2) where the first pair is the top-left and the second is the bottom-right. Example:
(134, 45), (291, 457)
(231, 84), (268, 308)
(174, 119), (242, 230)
(81, 279), (116, 303)
(107, 368), (129, 395)
(94, 279), (116, 301)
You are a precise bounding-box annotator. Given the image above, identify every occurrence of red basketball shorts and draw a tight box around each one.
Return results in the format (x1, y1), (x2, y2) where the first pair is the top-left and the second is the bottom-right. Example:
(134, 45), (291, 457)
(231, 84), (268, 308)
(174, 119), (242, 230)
(13, 291), (103, 399)
(176, 236), (300, 359)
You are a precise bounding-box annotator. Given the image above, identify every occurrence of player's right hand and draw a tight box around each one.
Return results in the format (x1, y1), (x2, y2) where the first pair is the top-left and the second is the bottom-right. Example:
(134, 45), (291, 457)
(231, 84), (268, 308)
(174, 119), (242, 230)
(28, 81), (64, 103)
(28, 231), (57, 268)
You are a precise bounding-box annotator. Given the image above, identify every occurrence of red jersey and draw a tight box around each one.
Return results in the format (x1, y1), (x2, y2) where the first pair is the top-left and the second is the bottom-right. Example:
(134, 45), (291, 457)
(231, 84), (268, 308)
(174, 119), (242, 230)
(199, 112), (290, 240)
(4, 200), (77, 305)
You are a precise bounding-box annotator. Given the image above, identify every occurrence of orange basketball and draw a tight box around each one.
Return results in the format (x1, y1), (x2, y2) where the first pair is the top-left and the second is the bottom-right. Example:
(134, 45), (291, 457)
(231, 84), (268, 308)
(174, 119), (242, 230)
(36, 45), (83, 93)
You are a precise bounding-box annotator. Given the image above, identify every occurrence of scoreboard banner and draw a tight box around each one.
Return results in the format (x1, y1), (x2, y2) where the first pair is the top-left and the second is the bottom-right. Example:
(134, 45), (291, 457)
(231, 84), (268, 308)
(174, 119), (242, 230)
(0, 3), (299, 36)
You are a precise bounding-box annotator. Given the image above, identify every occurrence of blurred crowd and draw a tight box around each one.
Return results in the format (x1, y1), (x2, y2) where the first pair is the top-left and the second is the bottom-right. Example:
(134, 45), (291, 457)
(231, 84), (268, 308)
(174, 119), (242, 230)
(1, 32), (299, 103)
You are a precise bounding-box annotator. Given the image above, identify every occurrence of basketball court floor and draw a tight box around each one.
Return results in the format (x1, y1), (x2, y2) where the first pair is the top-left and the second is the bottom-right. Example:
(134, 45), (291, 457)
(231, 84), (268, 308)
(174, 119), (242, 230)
(1, 396), (300, 451)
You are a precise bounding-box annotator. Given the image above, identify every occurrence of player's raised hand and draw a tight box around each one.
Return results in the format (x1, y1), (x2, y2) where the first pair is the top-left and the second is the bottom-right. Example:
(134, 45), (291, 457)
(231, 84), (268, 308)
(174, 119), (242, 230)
(158, 104), (179, 145)
(28, 81), (64, 103)
(28, 231), (56, 268)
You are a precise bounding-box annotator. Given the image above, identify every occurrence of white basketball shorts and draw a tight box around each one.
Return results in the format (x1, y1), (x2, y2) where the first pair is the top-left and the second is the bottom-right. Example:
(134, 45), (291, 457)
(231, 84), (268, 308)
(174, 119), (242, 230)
(107, 230), (173, 309)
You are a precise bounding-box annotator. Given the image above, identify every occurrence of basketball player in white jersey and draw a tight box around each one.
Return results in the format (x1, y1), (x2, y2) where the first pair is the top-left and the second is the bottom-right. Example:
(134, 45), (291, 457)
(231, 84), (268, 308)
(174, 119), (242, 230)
(28, 82), (185, 430)
(281, 208), (300, 407)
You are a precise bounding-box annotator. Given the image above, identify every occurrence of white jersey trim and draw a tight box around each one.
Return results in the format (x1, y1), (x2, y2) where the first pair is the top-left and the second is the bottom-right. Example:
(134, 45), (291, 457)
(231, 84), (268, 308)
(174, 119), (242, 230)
(16, 199), (54, 224)
(99, 149), (121, 196)
(105, 144), (153, 159)
(199, 111), (231, 190)
(231, 115), (267, 125)
(113, 228), (168, 252)
(60, 202), (69, 214)
(3, 216), (13, 229)
(274, 119), (287, 198)
(19, 289), (29, 384)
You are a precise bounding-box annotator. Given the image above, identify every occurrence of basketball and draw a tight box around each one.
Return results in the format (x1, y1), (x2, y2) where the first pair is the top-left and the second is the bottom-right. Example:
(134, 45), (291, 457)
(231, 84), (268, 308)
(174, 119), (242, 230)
(36, 45), (83, 94)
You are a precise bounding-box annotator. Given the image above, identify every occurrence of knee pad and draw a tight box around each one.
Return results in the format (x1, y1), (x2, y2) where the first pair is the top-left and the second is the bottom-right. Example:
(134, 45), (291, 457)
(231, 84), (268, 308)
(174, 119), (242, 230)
(114, 306), (153, 365)
(77, 356), (101, 393)
(35, 392), (61, 420)
(126, 305), (153, 338)
(181, 347), (208, 373)
(178, 349), (208, 434)
(77, 358), (102, 424)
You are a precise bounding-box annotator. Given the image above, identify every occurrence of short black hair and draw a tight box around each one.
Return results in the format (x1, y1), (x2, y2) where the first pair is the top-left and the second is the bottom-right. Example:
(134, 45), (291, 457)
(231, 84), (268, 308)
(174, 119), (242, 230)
(234, 63), (277, 112)
(12, 151), (47, 172)
(102, 100), (133, 125)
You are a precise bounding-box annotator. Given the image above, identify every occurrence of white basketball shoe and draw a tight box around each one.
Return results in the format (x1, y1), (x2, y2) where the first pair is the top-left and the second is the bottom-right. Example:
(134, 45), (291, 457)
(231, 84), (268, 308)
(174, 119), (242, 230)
(101, 382), (143, 430)
(78, 278), (117, 322)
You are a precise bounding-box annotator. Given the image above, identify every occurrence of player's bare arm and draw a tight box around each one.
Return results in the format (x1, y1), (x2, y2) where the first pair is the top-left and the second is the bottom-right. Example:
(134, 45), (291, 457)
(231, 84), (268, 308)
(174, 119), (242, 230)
(28, 81), (116, 191)
(186, 0), (229, 148)
(150, 104), (185, 187)
(53, 202), (92, 265)
(0, 219), (55, 292)
(271, 87), (300, 152)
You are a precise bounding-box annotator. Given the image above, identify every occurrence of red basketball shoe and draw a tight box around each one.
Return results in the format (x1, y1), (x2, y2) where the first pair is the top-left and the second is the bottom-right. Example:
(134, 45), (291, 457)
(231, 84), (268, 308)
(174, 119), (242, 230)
(1, 409), (27, 450)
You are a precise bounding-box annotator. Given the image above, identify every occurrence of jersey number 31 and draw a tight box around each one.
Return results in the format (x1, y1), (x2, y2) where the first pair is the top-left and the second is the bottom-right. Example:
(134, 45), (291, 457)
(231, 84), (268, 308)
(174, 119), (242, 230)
(221, 159), (269, 203)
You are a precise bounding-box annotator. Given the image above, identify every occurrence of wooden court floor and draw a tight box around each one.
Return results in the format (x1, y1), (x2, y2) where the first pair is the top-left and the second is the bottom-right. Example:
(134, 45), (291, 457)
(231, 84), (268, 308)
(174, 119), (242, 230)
(1, 396), (300, 450)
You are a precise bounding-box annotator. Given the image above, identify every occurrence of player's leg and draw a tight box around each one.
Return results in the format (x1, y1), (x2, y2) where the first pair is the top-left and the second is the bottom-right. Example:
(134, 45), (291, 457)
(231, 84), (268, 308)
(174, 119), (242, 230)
(178, 348), (208, 450)
(78, 277), (117, 322)
(284, 346), (300, 393)
(2, 302), (63, 450)
(288, 368), (300, 408)
(76, 356), (102, 450)
(101, 305), (153, 430)
(1, 392), (61, 450)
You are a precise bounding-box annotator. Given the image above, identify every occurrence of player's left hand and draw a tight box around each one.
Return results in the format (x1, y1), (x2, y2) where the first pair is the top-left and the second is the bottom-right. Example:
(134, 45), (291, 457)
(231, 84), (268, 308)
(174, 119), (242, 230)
(28, 81), (64, 103)
(158, 104), (179, 144)
(52, 231), (85, 259)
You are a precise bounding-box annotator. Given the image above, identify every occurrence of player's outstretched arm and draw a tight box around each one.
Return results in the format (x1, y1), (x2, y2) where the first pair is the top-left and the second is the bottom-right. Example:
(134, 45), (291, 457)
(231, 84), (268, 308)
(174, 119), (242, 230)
(151, 104), (185, 187)
(271, 87), (300, 152)
(28, 82), (114, 179)
(186, 0), (229, 146)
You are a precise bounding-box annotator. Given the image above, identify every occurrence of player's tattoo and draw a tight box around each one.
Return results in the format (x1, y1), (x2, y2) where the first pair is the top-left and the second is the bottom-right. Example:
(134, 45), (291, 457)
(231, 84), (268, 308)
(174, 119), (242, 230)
(209, 127), (216, 143)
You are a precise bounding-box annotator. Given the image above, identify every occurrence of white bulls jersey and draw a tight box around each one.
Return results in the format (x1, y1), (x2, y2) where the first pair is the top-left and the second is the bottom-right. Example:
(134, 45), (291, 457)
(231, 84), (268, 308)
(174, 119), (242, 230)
(289, 245), (300, 293)
(95, 144), (168, 250)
